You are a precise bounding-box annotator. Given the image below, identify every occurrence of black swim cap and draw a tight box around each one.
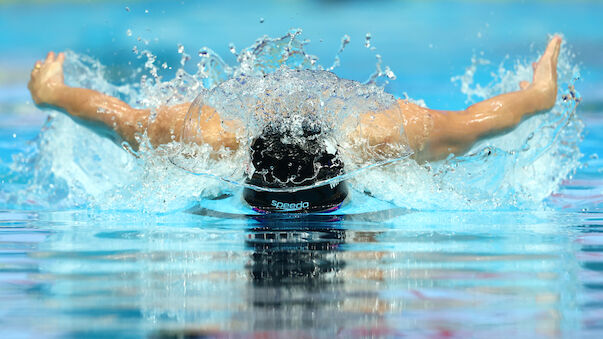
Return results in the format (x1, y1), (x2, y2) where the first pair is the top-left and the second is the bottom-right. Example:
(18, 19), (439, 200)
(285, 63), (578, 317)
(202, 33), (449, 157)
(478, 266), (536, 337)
(243, 122), (348, 213)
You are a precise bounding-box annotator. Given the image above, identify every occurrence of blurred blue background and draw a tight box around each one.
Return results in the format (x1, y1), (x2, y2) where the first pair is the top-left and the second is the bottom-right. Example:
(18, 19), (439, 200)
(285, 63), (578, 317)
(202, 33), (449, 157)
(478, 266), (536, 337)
(1, 0), (602, 115)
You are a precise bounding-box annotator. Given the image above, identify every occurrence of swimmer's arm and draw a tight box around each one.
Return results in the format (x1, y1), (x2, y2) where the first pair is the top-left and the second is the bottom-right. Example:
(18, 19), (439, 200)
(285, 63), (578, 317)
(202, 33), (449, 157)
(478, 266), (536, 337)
(358, 36), (560, 162)
(28, 51), (238, 151)
(406, 36), (561, 162)
(403, 88), (556, 162)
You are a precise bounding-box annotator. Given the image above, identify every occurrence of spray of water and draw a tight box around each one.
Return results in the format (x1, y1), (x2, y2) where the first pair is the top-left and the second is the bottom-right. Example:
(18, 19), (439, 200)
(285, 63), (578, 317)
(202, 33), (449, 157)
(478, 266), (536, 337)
(0, 31), (582, 212)
(353, 38), (582, 210)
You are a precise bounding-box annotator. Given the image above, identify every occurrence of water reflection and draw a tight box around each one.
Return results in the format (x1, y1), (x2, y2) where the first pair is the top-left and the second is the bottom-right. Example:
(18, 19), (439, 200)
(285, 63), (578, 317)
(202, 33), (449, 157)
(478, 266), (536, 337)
(0, 209), (594, 337)
(245, 214), (347, 332)
(575, 214), (603, 333)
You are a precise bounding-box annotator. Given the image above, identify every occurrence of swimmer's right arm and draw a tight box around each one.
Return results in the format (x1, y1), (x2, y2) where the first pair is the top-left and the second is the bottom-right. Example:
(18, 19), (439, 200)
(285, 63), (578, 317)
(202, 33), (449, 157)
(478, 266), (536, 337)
(28, 51), (239, 151)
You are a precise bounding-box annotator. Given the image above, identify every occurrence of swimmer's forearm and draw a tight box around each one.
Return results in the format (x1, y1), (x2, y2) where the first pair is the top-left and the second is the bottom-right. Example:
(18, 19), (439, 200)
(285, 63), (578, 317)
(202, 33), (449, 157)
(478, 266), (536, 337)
(419, 86), (555, 161)
(456, 87), (553, 137)
(47, 85), (148, 147)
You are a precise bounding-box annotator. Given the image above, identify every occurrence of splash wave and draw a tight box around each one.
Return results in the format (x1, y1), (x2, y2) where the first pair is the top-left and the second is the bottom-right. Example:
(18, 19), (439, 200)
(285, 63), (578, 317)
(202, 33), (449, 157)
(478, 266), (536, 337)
(1, 32), (582, 212)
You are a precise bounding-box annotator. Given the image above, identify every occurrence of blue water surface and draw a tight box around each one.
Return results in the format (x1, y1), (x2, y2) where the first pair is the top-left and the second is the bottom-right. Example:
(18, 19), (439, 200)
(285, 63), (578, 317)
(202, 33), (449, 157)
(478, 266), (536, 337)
(1, 0), (602, 337)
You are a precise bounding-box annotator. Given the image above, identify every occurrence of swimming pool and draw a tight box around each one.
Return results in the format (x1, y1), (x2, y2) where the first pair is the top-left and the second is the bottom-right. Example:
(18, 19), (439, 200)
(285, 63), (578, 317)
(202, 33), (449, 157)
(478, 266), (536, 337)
(1, 0), (603, 337)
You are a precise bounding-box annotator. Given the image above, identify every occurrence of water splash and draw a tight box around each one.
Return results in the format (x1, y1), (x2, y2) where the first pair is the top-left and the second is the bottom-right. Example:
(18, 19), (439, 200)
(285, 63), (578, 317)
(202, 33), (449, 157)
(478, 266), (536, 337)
(327, 34), (350, 72)
(0, 32), (583, 212)
(172, 67), (409, 193)
(353, 38), (583, 210)
(361, 33), (395, 86)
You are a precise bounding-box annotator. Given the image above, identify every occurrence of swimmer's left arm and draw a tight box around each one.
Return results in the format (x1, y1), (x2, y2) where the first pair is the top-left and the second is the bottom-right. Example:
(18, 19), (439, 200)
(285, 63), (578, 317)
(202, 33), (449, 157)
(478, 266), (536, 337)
(359, 35), (561, 162)
(406, 36), (561, 162)
(28, 51), (239, 151)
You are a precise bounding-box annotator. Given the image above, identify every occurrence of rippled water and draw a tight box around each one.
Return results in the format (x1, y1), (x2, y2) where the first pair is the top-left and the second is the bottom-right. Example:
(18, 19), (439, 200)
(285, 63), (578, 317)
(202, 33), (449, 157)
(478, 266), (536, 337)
(0, 206), (602, 337)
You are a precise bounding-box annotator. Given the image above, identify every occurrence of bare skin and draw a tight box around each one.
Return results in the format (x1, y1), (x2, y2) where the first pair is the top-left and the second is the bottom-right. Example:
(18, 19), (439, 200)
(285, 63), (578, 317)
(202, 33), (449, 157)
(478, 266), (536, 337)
(28, 36), (561, 161)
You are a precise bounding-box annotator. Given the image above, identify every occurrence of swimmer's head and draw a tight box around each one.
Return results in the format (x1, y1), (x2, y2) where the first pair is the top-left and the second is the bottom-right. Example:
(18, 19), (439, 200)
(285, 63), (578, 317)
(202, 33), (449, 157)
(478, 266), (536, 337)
(243, 121), (348, 213)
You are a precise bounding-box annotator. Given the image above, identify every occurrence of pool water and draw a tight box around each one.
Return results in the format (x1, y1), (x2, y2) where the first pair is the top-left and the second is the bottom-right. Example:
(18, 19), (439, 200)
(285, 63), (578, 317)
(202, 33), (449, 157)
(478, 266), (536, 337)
(1, 0), (603, 337)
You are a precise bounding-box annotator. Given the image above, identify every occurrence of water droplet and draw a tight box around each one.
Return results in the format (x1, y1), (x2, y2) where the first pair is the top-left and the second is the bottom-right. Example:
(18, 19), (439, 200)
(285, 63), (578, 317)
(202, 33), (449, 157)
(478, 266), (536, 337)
(125, 6), (130, 12)
(162, 62), (168, 69)
(12, 133), (16, 138)
(181, 54), (190, 66)
(384, 66), (396, 80)
(342, 34), (350, 46)
(144, 9), (149, 14)
(177, 44), (184, 54)
(259, 17), (264, 23)
(126, 29), (132, 37)
(132, 46), (138, 54)
(228, 43), (237, 55)
(365, 33), (372, 48)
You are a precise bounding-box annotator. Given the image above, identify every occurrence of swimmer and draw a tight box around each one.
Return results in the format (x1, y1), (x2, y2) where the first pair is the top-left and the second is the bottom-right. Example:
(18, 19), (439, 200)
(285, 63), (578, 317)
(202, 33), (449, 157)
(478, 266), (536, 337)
(28, 36), (562, 212)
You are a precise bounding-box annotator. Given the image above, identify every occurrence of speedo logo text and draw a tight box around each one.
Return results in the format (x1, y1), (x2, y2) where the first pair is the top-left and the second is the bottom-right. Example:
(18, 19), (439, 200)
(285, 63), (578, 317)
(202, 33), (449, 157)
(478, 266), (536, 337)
(271, 200), (310, 210)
